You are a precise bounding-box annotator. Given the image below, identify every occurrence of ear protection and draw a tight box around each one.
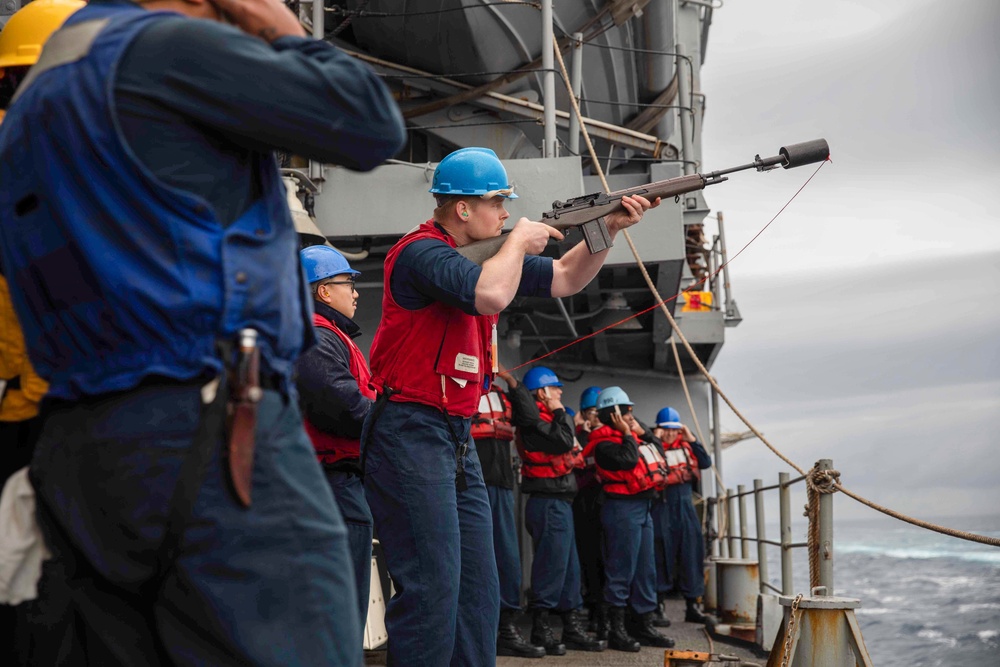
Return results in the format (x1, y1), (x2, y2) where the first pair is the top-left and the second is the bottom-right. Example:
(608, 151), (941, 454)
(461, 211), (469, 218)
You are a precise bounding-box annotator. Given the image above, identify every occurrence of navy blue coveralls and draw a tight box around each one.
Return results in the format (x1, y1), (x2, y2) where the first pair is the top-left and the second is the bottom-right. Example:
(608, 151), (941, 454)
(362, 238), (551, 667)
(0, 2), (404, 664)
(507, 383), (583, 613)
(594, 427), (664, 614)
(296, 301), (376, 630)
(652, 440), (712, 599)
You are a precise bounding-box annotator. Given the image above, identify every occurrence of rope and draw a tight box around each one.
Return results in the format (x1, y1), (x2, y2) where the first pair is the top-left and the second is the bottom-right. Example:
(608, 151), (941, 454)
(547, 29), (1000, 551)
(833, 483), (1000, 547)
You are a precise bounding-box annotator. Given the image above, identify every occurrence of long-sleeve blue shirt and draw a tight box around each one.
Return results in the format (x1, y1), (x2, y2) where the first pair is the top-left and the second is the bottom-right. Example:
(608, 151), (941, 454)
(112, 3), (406, 226)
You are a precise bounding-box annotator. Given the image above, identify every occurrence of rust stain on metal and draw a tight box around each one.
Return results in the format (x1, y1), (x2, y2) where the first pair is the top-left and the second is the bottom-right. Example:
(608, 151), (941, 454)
(807, 609), (844, 664)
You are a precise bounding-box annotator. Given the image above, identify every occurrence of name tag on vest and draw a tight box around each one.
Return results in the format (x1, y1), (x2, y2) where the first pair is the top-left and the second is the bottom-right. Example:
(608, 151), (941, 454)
(454, 353), (479, 374)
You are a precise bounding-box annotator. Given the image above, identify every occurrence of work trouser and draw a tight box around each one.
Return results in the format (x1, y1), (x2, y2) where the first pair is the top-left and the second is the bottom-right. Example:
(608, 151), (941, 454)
(27, 379), (361, 667)
(653, 483), (706, 598)
(486, 484), (522, 611)
(323, 467), (374, 630)
(601, 496), (657, 613)
(525, 495), (583, 612)
(572, 481), (604, 607)
(362, 400), (499, 667)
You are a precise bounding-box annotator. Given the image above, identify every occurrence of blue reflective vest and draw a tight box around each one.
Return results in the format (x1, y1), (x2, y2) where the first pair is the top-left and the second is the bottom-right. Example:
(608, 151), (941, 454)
(0, 2), (311, 399)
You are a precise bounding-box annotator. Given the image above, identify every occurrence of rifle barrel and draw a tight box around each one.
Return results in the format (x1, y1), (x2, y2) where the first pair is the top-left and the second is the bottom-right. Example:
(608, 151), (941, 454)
(455, 138), (829, 265)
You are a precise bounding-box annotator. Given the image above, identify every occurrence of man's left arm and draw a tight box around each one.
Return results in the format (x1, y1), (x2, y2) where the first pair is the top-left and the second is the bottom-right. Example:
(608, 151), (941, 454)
(549, 194), (658, 297)
(295, 330), (372, 437)
(690, 440), (713, 469)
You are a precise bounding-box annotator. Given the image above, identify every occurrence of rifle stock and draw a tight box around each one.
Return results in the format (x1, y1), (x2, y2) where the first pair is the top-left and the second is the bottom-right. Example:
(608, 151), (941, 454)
(455, 139), (828, 265)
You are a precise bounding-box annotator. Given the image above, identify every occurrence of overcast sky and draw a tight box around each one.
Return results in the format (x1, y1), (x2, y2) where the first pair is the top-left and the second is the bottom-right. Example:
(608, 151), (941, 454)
(695, 0), (1000, 520)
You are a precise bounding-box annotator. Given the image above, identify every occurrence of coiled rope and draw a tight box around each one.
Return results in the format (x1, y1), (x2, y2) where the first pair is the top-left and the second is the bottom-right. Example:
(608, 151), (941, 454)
(549, 34), (1000, 550)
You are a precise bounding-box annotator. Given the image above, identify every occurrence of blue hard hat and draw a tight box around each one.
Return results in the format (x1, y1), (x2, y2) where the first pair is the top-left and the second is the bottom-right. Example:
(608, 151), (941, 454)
(300, 245), (360, 284)
(523, 366), (562, 391)
(565, 407), (576, 417)
(580, 386), (603, 411)
(655, 407), (682, 429)
(429, 147), (518, 199)
(596, 386), (633, 410)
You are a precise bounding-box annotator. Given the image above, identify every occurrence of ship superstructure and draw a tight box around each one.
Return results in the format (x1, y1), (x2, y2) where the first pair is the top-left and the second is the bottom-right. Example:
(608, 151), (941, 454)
(294, 0), (737, 447)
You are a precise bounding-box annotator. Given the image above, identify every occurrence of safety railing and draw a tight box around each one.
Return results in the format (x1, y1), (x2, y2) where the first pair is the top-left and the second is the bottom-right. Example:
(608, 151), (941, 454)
(712, 458), (835, 596)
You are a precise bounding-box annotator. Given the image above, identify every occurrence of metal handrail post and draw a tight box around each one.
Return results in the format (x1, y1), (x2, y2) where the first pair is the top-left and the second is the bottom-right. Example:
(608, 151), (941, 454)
(818, 458), (834, 594)
(754, 479), (769, 592)
(779, 472), (793, 595)
(727, 488), (738, 557)
(738, 484), (749, 558)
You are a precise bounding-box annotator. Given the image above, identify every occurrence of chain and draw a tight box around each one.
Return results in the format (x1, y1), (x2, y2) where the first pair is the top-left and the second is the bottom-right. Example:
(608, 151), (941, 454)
(779, 593), (803, 667)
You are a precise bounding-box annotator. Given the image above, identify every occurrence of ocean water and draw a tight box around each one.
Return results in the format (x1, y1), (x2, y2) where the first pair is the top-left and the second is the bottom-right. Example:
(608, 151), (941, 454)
(757, 514), (1000, 667)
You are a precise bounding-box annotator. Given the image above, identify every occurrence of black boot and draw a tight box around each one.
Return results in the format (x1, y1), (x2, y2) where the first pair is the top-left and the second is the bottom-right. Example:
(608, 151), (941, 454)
(559, 610), (606, 652)
(497, 609), (546, 658)
(629, 611), (675, 648)
(684, 598), (714, 624)
(530, 609), (566, 656)
(593, 603), (609, 641)
(651, 603), (672, 628)
(606, 606), (640, 652)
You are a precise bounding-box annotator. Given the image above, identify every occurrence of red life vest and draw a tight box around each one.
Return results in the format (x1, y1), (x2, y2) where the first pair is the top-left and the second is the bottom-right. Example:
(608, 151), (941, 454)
(303, 312), (377, 464)
(368, 221), (498, 418)
(590, 425), (668, 495)
(471, 389), (514, 441)
(662, 438), (700, 485)
(517, 402), (584, 479)
(580, 431), (599, 470)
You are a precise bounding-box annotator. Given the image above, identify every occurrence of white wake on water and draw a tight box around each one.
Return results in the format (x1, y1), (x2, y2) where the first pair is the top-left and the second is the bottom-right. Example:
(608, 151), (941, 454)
(838, 543), (1000, 564)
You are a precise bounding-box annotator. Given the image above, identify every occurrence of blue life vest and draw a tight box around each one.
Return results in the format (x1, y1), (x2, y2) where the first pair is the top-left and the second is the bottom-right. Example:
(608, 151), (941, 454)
(0, 2), (311, 399)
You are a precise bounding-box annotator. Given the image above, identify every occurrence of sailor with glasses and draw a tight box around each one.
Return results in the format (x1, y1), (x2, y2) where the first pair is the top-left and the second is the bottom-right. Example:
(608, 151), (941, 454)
(297, 245), (375, 634)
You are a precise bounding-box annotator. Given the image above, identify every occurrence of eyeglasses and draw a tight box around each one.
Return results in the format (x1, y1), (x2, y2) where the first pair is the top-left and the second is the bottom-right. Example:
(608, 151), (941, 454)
(321, 279), (357, 289)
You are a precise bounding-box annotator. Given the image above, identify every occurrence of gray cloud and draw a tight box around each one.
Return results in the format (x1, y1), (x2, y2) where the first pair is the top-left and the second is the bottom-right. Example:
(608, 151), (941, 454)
(711, 252), (1000, 518)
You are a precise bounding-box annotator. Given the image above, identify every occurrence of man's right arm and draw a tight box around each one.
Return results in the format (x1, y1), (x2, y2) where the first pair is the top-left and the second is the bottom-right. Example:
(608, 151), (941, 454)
(507, 383), (574, 454)
(119, 17), (405, 170)
(593, 435), (640, 471)
(474, 218), (563, 315)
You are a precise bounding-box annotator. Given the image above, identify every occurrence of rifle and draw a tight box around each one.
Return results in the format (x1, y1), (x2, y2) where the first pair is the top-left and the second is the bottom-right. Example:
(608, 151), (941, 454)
(457, 139), (830, 265)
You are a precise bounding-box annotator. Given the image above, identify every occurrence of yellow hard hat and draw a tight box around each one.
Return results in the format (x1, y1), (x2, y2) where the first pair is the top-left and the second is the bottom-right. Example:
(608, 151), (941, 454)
(0, 0), (86, 69)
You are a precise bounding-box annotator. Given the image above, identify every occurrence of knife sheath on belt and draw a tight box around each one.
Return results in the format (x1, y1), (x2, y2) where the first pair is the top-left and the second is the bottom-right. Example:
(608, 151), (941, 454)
(227, 329), (263, 507)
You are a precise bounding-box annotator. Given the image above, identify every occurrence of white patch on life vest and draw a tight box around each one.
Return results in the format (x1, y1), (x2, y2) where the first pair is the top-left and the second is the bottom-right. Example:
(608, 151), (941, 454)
(449, 377), (469, 388)
(639, 444), (666, 465)
(454, 353), (479, 374)
(665, 449), (688, 467)
(478, 395), (491, 413)
(487, 392), (504, 412)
